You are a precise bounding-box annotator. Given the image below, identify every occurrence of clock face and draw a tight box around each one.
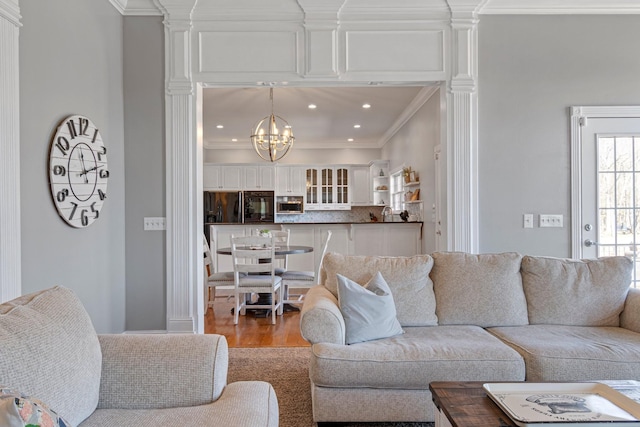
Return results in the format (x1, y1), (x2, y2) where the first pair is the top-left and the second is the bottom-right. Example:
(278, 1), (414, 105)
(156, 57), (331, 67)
(49, 115), (108, 228)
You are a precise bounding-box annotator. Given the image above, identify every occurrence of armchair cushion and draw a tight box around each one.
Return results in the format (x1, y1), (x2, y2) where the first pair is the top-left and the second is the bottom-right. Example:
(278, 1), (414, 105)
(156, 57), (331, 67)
(521, 255), (632, 326)
(0, 286), (101, 426)
(96, 334), (228, 409)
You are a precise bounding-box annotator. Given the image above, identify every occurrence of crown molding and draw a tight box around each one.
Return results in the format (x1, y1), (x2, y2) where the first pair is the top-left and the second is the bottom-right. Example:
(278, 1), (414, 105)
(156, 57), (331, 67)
(378, 86), (439, 148)
(0, 0), (21, 26)
(109, 0), (161, 16)
(480, 0), (640, 14)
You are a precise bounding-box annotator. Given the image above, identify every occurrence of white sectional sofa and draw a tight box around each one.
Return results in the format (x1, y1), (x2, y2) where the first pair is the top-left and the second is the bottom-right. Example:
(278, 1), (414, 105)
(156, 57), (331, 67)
(300, 252), (640, 423)
(0, 286), (278, 427)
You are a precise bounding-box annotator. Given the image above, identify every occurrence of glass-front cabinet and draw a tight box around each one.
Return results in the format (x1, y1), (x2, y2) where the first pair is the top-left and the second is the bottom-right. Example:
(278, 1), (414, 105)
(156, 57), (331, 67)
(306, 166), (350, 210)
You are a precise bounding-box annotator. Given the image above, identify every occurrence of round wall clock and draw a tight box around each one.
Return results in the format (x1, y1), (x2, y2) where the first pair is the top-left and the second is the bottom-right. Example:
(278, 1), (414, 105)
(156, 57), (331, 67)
(49, 115), (109, 228)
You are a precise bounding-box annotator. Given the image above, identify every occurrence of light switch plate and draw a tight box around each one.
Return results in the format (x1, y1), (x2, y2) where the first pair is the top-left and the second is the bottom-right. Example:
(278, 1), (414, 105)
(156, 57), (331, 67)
(144, 217), (166, 231)
(540, 214), (563, 228)
(523, 214), (533, 228)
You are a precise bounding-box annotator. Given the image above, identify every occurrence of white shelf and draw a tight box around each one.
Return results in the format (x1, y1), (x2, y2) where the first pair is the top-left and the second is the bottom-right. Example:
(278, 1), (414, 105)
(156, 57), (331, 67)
(403, 200), (422, 204)
(404, 181), (420, 187)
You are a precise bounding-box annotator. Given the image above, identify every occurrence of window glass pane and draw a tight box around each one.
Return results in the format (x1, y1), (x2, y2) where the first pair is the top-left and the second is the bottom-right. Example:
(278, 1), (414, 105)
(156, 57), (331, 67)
(598, 137), (615, 172)
(616, 137), (634, 172)
(598, 172), (615, 208)
(616, 173), (634, 208)
(598, 208), (616, 244)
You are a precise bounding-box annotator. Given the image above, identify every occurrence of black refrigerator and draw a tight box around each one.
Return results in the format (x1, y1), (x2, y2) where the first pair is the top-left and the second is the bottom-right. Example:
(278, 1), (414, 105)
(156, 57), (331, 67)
(204, 191), (242, 243)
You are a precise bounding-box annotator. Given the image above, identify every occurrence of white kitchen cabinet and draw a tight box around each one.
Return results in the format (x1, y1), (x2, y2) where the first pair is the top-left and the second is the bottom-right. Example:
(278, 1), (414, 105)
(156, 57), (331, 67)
(203, 165), (243, 190)
(276, 166), (306, 195)
(350, 166), (372, 205)
(243, 165), (275, 190)
(305, 166), (350, 210)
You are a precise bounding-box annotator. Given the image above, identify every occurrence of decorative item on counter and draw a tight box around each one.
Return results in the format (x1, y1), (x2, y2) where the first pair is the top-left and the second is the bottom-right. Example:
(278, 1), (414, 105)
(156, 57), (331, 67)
(369, 212), (379, 222)
(411, 189), (420, 201)
(405, 191), (413, 201)
(402, 166), (412, 184)
(258, 229), (272, 237)
(399, 210), (409, 222)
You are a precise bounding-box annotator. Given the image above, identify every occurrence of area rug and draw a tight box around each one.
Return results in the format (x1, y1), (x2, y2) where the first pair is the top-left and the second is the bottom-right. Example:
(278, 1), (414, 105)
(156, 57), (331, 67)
(227, 347), (434, 427)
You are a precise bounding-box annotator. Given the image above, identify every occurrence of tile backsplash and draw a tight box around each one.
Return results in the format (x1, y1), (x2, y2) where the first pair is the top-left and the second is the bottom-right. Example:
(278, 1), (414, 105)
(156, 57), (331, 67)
(276, 206), (388, 223)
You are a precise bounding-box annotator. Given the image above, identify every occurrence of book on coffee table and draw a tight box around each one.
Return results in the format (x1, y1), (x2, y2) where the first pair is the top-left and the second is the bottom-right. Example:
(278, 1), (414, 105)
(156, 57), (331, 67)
(483, 382), (640, 427)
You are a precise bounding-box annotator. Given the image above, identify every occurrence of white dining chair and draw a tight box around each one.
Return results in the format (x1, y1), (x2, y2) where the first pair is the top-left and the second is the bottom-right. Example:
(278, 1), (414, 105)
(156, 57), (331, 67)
(203, 234), (235, 312)
(281, 230), (332, 304)
(231, 235), (284, 325)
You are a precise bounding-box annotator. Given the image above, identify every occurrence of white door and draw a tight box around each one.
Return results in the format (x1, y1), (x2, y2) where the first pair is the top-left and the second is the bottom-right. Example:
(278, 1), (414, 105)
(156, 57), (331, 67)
(573, 107), (640, 287)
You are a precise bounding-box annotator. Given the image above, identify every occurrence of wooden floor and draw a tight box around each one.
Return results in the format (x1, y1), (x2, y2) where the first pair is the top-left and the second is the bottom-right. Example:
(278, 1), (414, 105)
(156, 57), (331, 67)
(204, 297), (310, 348)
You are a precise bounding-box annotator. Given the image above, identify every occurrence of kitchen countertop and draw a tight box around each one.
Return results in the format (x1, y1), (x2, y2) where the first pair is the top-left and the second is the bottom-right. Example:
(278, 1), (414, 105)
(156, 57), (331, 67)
(207, 221), (423, 225)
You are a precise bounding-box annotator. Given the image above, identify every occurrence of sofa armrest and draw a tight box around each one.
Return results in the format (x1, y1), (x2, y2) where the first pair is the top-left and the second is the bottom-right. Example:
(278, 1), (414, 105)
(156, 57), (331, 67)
(621, 287), (640, 333)
(300, 285), (346, 345)
(96, 333), (228, 409)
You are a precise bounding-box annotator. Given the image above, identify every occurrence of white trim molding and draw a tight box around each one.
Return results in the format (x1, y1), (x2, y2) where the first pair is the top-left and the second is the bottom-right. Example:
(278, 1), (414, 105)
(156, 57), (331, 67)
(446, 0), (485, 253)
(155, 0), (203, 333)
(480, 0), (640, 14)
(0, 0), (21, 303)
(570, 106), (640, 259)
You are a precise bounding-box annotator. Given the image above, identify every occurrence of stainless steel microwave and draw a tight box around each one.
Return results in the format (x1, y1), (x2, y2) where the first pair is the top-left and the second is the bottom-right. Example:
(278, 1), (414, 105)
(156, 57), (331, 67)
(276, 196), (304, 214)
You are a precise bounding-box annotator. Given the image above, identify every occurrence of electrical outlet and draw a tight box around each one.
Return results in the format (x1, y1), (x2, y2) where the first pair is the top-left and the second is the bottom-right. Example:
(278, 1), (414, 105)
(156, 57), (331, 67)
(144, 217), (166, 231)
(539, 214), (563, 228)
(523, 214), (533, 228)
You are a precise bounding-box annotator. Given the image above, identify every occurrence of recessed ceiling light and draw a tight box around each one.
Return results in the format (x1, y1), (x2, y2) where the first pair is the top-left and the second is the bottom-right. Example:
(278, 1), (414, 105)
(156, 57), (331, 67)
(347, 138), (354, 142)
(353, 124), (361, 129)
(216, 125), (224, 129)
(362, 103), (371, 109)
(232, 138), (238, 142)
(308, 104), (317, 109)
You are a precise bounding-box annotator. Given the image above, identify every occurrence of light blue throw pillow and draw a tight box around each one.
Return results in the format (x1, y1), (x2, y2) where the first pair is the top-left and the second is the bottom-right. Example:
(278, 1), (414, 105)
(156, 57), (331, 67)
(337, 272), (404, 344)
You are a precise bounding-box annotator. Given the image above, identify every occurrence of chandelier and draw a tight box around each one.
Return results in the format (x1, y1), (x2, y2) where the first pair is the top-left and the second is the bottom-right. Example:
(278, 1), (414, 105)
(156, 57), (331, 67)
(250, 88), (294, 162)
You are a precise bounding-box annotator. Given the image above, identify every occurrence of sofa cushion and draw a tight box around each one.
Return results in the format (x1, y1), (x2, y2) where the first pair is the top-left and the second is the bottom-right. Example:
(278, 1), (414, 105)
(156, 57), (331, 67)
(431, 252), (528, 327)
(337, 272), (404, 344)
(321, 253), (437, 326)
(0, 386), (71, 427)
(521, 255), (632, 326)
(489, 325), (640, 382)
(0, 287), (102, 426)
(310, 325), (525, 389)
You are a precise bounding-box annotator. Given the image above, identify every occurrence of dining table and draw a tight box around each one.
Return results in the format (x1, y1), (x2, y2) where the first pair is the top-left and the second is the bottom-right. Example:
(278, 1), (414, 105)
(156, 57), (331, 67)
(216, 244), (314, 315)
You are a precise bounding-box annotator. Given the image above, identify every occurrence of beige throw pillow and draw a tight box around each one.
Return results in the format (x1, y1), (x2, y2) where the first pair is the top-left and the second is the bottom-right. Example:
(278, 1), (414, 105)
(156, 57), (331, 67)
(431, 252), (529, 327)
(337, 272), (404, 344)
(521, 255), (632, 326)
(321, 253), (437, 326)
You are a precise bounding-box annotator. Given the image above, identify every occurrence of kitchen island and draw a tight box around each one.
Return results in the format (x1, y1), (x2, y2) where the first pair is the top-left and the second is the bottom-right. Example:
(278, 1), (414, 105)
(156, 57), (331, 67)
(208, 222), (423, 274)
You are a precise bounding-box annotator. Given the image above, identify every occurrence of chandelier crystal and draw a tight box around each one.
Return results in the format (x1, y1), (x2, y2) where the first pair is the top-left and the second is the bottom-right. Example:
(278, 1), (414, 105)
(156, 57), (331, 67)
(250, 88), (294, 162)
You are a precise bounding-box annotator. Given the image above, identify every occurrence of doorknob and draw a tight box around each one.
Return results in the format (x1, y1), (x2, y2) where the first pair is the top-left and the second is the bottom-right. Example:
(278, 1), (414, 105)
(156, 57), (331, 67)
(584, 239), (598, 247)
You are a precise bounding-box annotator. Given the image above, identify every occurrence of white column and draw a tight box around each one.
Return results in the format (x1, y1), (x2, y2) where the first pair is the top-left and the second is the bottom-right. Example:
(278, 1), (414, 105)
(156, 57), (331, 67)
(0, 0), (21, 303)
(446, 2), (482, 253)
(155, 0), (202, 333)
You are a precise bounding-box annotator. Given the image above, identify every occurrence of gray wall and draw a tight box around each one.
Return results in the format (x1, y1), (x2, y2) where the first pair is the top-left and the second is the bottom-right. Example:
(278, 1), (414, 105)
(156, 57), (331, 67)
(123, 16), (166, 331)
(19, 0), (126, 333)
(478, 15), (640, 257)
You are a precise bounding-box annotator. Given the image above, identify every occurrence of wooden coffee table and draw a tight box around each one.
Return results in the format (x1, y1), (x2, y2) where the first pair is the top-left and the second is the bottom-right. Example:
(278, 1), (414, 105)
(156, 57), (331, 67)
(430, 380), (640, 427)
(430, 381), (516, 427)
